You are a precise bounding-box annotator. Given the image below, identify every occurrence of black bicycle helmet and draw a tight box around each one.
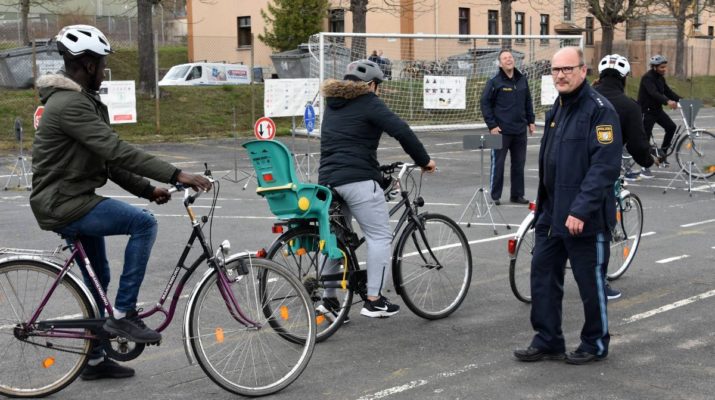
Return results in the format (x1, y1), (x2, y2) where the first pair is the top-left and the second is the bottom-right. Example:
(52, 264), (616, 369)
(344, 59), (384, 83)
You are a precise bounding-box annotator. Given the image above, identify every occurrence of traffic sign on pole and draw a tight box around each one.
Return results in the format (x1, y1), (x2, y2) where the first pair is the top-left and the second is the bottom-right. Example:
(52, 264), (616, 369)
(33, 106), (45, 130)
(304, 104), (315, 133)
(254, 116), (276, 140)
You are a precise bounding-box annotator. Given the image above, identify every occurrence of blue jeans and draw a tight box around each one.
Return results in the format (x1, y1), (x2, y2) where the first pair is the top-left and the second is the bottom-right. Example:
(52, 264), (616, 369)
(55, 198), (158, 314)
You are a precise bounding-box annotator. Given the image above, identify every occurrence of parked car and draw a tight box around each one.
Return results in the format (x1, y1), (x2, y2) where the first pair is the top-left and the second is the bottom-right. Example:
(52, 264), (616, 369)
(158, 62), (251, 86)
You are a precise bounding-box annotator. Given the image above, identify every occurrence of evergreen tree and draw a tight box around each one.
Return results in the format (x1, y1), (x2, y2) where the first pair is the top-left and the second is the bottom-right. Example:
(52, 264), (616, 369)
(259, 0), (329, 52)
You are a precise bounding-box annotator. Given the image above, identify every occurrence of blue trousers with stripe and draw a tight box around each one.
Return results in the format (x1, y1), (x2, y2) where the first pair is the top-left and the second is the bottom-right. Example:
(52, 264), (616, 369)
(489, 133), (527, 201)
(529, 223), (610, 356)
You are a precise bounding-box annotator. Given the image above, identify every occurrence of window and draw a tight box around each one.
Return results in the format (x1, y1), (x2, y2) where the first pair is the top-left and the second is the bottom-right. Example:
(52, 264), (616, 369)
(515, 12), (525, 44)
(563, 0), (572, 22)
(709, 26), (714, 37)
(237, 16), (251, 47)
(585, 17), (594, 46)
(488, 10), (499, 43)
(540, 14), (550, 44)
(459, 8), (470, 35)
(187, 66), (202, 81)
(329, 9), (345, 44)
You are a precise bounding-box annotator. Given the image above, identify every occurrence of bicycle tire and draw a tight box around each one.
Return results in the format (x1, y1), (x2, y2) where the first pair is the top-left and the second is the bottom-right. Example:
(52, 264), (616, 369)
(188, 257), (316, 397)
(509, 221), (535, 304)
(607, 193), (643, 280)
(675, 130), (715, 179)
(0, 259), (94, 398)
(266, 225), (356, 342)
(394, 213), (472, 319)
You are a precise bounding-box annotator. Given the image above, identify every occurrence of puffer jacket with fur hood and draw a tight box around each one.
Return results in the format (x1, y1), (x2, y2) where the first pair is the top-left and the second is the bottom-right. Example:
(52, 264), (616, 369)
(30, 73), (178, 231)
(318, 79), (430, 188)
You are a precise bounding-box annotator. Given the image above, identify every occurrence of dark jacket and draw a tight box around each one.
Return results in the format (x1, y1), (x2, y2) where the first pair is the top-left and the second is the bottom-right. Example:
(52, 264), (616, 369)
(31, 73), (179, 231)
(637, 69), (681, 113)
(536, 82), (622, 237)
(480, 67), (535, 135)
(318, 80), (430, 187)
(594, 75), (654, 168)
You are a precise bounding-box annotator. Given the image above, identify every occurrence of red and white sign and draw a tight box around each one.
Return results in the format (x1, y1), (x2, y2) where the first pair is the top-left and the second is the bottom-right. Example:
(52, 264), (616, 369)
(33, 106), (45, 130)
(254, 116), (276, 140)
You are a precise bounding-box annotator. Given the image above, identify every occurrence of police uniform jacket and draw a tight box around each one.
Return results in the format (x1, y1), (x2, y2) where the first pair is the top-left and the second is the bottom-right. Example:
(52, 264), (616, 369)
(535, 82), (622, 237)
(480, 67), (535, 135)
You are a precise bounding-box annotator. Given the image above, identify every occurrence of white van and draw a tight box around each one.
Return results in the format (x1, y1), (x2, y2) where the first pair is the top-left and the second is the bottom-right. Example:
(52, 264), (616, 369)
(158, 62), (251, 86)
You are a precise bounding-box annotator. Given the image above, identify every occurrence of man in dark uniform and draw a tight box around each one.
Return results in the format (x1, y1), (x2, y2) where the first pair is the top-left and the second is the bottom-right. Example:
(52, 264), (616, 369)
(480, 49), (536, 205)
(514, 47), (622, 365)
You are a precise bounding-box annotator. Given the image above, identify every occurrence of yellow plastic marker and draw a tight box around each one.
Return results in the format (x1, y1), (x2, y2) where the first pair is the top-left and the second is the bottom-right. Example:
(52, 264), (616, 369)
(298, 197), (310, 211)
(42, 357), (55, 369)
(280, 305), (289, 320)
(215, 327), (224, 343)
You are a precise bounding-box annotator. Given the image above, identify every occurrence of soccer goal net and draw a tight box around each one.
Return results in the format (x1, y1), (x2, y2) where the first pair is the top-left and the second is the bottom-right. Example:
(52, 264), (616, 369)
(306, 32), (582, 133)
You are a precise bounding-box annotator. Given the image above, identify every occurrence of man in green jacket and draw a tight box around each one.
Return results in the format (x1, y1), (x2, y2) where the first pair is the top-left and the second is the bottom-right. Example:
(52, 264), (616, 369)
(31, 25), (211, 380)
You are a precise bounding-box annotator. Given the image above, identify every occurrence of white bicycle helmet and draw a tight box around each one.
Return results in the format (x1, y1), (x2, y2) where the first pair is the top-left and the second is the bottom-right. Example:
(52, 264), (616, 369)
(598, 54), (630, 77)
(649, 54), (667, 66)
(56, 25), (112, 58)
(345, 59), (384, 83)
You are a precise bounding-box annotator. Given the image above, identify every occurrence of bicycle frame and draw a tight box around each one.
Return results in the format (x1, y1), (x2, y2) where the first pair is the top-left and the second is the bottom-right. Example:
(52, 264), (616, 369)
(14, 182), (261, 364)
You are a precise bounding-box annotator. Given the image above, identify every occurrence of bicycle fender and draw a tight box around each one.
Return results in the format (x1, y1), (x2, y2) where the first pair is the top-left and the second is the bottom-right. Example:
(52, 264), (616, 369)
(0, 255), (100, 319)
(182, 251), (252, 365)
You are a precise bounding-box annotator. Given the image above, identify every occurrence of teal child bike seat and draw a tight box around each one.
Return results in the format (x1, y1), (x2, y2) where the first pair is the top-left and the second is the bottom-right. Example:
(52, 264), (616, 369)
(243, 139), (342, 259)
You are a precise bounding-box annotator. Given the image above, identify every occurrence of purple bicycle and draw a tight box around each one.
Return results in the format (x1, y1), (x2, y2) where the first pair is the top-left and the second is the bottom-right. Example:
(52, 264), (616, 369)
(0, 169), (316, 398)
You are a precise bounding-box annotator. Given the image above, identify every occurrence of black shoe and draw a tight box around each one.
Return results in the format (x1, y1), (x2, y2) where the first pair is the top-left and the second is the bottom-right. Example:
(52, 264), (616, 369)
(80, 358), (135, 380)
(510, 197), (530, 205)
(360, 295), (399, 318)
(605, 284), (622, 300)
(103, 309), (161, 344)
(566, 350), (606, 365)
(492, 199), (501, 206)
(316, 297), (350, 324)
(513, 346), (566, 362)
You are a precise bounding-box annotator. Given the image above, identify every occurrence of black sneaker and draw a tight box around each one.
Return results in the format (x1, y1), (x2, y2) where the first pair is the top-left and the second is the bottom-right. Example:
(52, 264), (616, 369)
(103, 309), (161, 344)
(360, 295), (399, 318)
(510, 197), (530, 205)
(80, 358), (135, 380)
(605, 284), (622, 300)
(316, 297), (350, 324)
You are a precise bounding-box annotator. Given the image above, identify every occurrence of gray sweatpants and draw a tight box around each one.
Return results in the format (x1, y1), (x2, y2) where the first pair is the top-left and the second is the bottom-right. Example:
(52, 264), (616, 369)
(324, 180), (392, 297)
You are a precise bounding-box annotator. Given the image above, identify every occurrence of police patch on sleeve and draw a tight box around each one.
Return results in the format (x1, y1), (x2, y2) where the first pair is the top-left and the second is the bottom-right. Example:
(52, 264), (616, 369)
(596, 125), (614, 144)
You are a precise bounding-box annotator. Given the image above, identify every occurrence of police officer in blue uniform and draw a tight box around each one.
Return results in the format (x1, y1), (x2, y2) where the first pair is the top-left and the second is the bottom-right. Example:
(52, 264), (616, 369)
(514, 47), (622, 365)
(480, 49), (536, 205)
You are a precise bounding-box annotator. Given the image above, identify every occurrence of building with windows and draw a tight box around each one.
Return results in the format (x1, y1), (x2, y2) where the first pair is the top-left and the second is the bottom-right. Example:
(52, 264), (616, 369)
(188, 0), (715, 77)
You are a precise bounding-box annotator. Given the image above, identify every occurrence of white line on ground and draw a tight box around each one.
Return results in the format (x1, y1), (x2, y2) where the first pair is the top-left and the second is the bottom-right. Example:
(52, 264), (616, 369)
(680, 218), (715, 227)
(655, 254), (690, 264)
(641, 231), (656, 237)
(622, 289), (715, 324)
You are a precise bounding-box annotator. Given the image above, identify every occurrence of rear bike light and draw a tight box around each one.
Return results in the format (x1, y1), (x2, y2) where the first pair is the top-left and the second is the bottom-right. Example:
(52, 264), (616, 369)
(255, 248), (267, 258)
(272, 224), (284, 234)
(262, 173), (275, 183)
(508, 238), (517, 255)
(528, 202), (536, 211)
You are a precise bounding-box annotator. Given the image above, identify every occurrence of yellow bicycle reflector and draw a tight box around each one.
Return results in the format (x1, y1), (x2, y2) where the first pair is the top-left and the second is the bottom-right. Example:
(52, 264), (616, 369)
(316, 315), (326, 325)
(616, 210), (621, 222)
(686, 142), (693, 150)
(623, 246), (630, 258)
(296, 248), (307, 256)
(280, 305), (290, 320)
(215, 327), (225, 343)
(707, 165), (715, 173)
(298, 197), (310, 211)
(42, 357), (55, 369)
(319, 240), (325, 251)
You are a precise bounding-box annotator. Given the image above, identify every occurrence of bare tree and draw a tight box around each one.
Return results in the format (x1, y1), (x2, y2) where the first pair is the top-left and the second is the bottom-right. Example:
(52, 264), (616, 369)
(655, 0), (713, 79)
(0, 0), (62, 44)
(583, 0), (650, 56)
(137, 0), (159, 95)
(500, 0), (515, 48)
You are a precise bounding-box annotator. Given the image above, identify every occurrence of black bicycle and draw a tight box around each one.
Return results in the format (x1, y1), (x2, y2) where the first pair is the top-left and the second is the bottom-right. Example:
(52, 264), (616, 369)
(263, 162), (473, 342)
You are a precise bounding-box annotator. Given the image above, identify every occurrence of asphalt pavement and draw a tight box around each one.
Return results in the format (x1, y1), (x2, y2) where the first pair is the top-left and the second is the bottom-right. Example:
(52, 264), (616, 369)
(1, 108), (715, 400)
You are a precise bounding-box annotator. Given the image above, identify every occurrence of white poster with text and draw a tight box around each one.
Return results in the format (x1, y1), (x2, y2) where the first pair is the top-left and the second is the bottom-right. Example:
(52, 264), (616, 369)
(423, 75), (466, 110)
(540, 75), (558, 106)
(99, 80), (137, 124)
(264, 78), (320, 118)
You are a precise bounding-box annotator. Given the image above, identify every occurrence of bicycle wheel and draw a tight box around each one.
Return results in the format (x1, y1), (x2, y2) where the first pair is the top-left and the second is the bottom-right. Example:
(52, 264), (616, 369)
(0, 259), (94, 398)
(394, 213), (472, 319)
(675, 130), (715, 179)
(188, 257), (316, 397)
(266, 225), (356, 342)
(509, 222), (535, 304)
(607, 193), (643, 280)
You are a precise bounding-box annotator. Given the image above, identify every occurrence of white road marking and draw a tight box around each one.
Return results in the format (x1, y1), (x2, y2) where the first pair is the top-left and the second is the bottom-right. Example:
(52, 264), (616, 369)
(622, 289), (715, 324)
(655, 254), (690, 264)
(641, 231), (656, 237)
(680, 218), (715, 227)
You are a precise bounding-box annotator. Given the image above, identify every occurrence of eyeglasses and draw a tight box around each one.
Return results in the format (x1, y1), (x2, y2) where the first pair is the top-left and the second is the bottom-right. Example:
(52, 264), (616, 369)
(551, 64), (584, 75)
